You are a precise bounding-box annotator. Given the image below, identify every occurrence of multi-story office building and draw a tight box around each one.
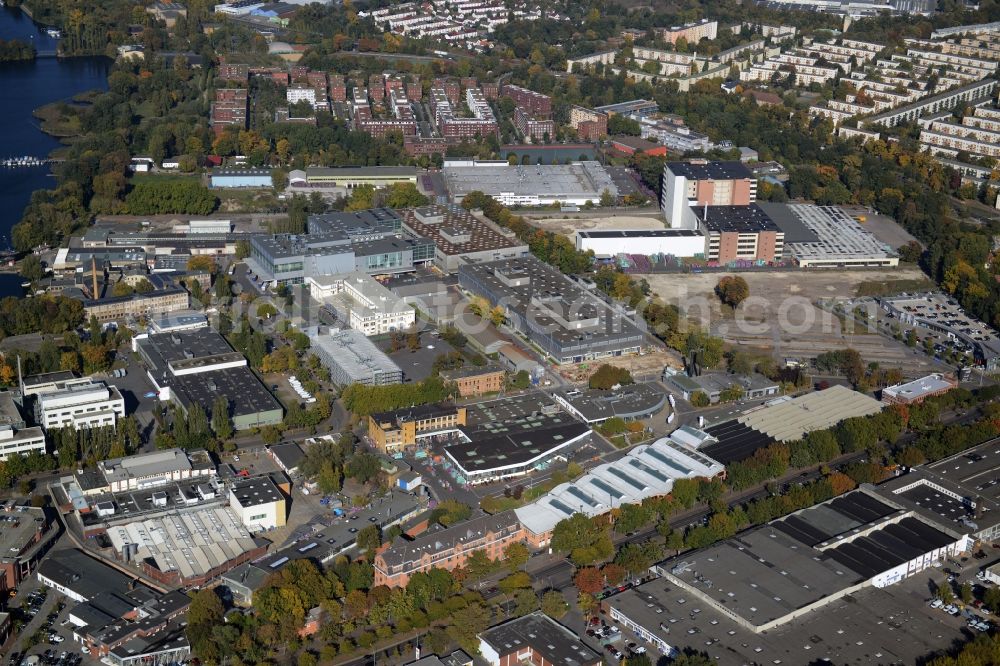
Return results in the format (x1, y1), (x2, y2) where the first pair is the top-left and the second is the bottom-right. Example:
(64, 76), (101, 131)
(0, 392), (45, 460)
(308, 327), (403, 386)
(439, 366), (506, 397)
(458, 256), (645, 364)
(83, 288), (190, 324)
(306, 273), (416, 336)
(398, 205), (529, 272)
(661, 160), (756, 229)
(248, 233), (434, 285)
(368, 404), (467, 453)
(35, 380), (125, 431)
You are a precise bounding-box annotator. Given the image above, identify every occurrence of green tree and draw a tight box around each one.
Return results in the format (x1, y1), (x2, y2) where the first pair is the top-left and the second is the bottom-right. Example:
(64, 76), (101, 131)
(716, 275), (750, 308)
(540, 590), (568, 618)
(211, 395), (233, 441)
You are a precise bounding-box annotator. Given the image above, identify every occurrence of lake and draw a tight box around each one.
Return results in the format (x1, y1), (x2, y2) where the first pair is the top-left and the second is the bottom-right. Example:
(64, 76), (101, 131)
(0, 6), (108, 296)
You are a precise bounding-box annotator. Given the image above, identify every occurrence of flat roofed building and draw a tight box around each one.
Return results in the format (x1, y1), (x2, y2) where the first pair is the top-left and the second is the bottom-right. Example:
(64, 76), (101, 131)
(882, 373), (957, 405)
(309, 327), (403, 386)
(248, 232), (434, 285)
(97, 448), (215, 493)
(692, 204), (785, 264)
(229, 476), (286, 531)
(737, 384), (883, 442)
(368, 404), (468, 454)
(35, 380), (125, 431)
(575, 229), (706, 259)
(767, 203), (899, 267)
(268, 442), (305, 476)
(631, 490), (963, 636)
(134, 329), (283, 430)
(516, 433), (724, 541)
(438, 365), (505, 397)
(307, 273), (415, 336)
(594, 99), (659, 117)
(399, 205), (529, 272)
(304, 166), (418, 188)
(37, 549), (138, 603)
(443, 420), (590, 484)
(458, 256), (645, 364)
(666, 372), (779, 403)
(665, 160), (757, 205)
(0, 504), (54, 595)
(442, 161), (619, 207)
(478, 613), (601, 666)
(552, 383), (667, 423)
(0, 391), (45, 460)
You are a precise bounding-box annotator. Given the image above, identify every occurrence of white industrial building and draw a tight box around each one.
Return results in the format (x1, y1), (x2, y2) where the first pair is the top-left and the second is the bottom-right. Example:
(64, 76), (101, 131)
(442, 160), (619, 207)
(0, 391), (45, 460)
(575, 229), (706, 258)
(229, 476), (286, 531)
(308, 327), (403, 386)
(307, 273), (415, 336)
(96, 448), (216, 493)
(516, 432), (724, 543)
(34, 380), (125, 431)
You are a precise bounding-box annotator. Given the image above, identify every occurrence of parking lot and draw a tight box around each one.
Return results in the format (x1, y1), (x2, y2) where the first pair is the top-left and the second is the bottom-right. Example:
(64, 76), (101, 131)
(6, 582), (88, 666)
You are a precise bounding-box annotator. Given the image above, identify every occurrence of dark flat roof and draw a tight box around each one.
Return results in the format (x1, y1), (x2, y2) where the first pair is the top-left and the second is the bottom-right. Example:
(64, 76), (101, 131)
(444, 422), (589, 473)
(171, 366), (282, 418)
(701, 419), (775, 464)
(479, 613), (600, 666)
(38, 549), (136, 601)
(756, 202), (820, 243)
(695, 204), (781, 234)
(371, 403), (461, 425)
(667, 160), (753, 181)
(231, 476), (283, 507)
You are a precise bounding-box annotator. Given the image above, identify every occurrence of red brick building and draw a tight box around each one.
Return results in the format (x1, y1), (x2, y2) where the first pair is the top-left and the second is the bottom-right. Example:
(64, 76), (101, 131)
(502, 84), (552, 118)
(610, 136), (668, 156)
(0, 504), (55, 596)
(373, 511), (528, 587)
(478, 613), (601, 666)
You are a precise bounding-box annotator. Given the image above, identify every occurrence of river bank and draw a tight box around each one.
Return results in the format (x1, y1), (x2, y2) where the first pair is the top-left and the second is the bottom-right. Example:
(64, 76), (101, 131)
(31, 89), (98, 139)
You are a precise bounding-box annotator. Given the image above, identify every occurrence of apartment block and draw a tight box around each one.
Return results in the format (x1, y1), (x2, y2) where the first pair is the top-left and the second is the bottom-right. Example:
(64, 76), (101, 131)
(514, 107), (554, 143)
(502, 84), (552, 118)
(655, 19), (717, 45)
(568, 106), (608, 141)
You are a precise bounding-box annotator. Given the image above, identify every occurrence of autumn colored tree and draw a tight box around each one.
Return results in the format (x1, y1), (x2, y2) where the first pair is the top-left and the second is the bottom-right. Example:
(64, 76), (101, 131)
(573, 566), (605, 595)
(715, 275), (750, 309)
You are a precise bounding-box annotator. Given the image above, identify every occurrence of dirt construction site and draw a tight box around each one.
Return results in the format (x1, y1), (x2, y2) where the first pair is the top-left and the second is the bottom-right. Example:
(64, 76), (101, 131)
(522, 212), (666, 237)
(639, 268), (950, 375)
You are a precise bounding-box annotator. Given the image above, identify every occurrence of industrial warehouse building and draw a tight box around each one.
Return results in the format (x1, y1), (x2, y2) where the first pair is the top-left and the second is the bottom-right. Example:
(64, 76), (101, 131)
(575, 229), (706, 258)
(308, 327), (402, 386)
(552, 383), (667, 423)
(441, 160), (619, 207)
(458, 256), (645, 364)
(368, 395), (590, 484)
(105, 506), (267, 587)
(516, 431), (725, 543)
(133, 329), (283, 430)
(605, 489), (966, 663)
(210, 167), (273, 188)
(302, 166), (418, 188)
(701, 385), (883, 464)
